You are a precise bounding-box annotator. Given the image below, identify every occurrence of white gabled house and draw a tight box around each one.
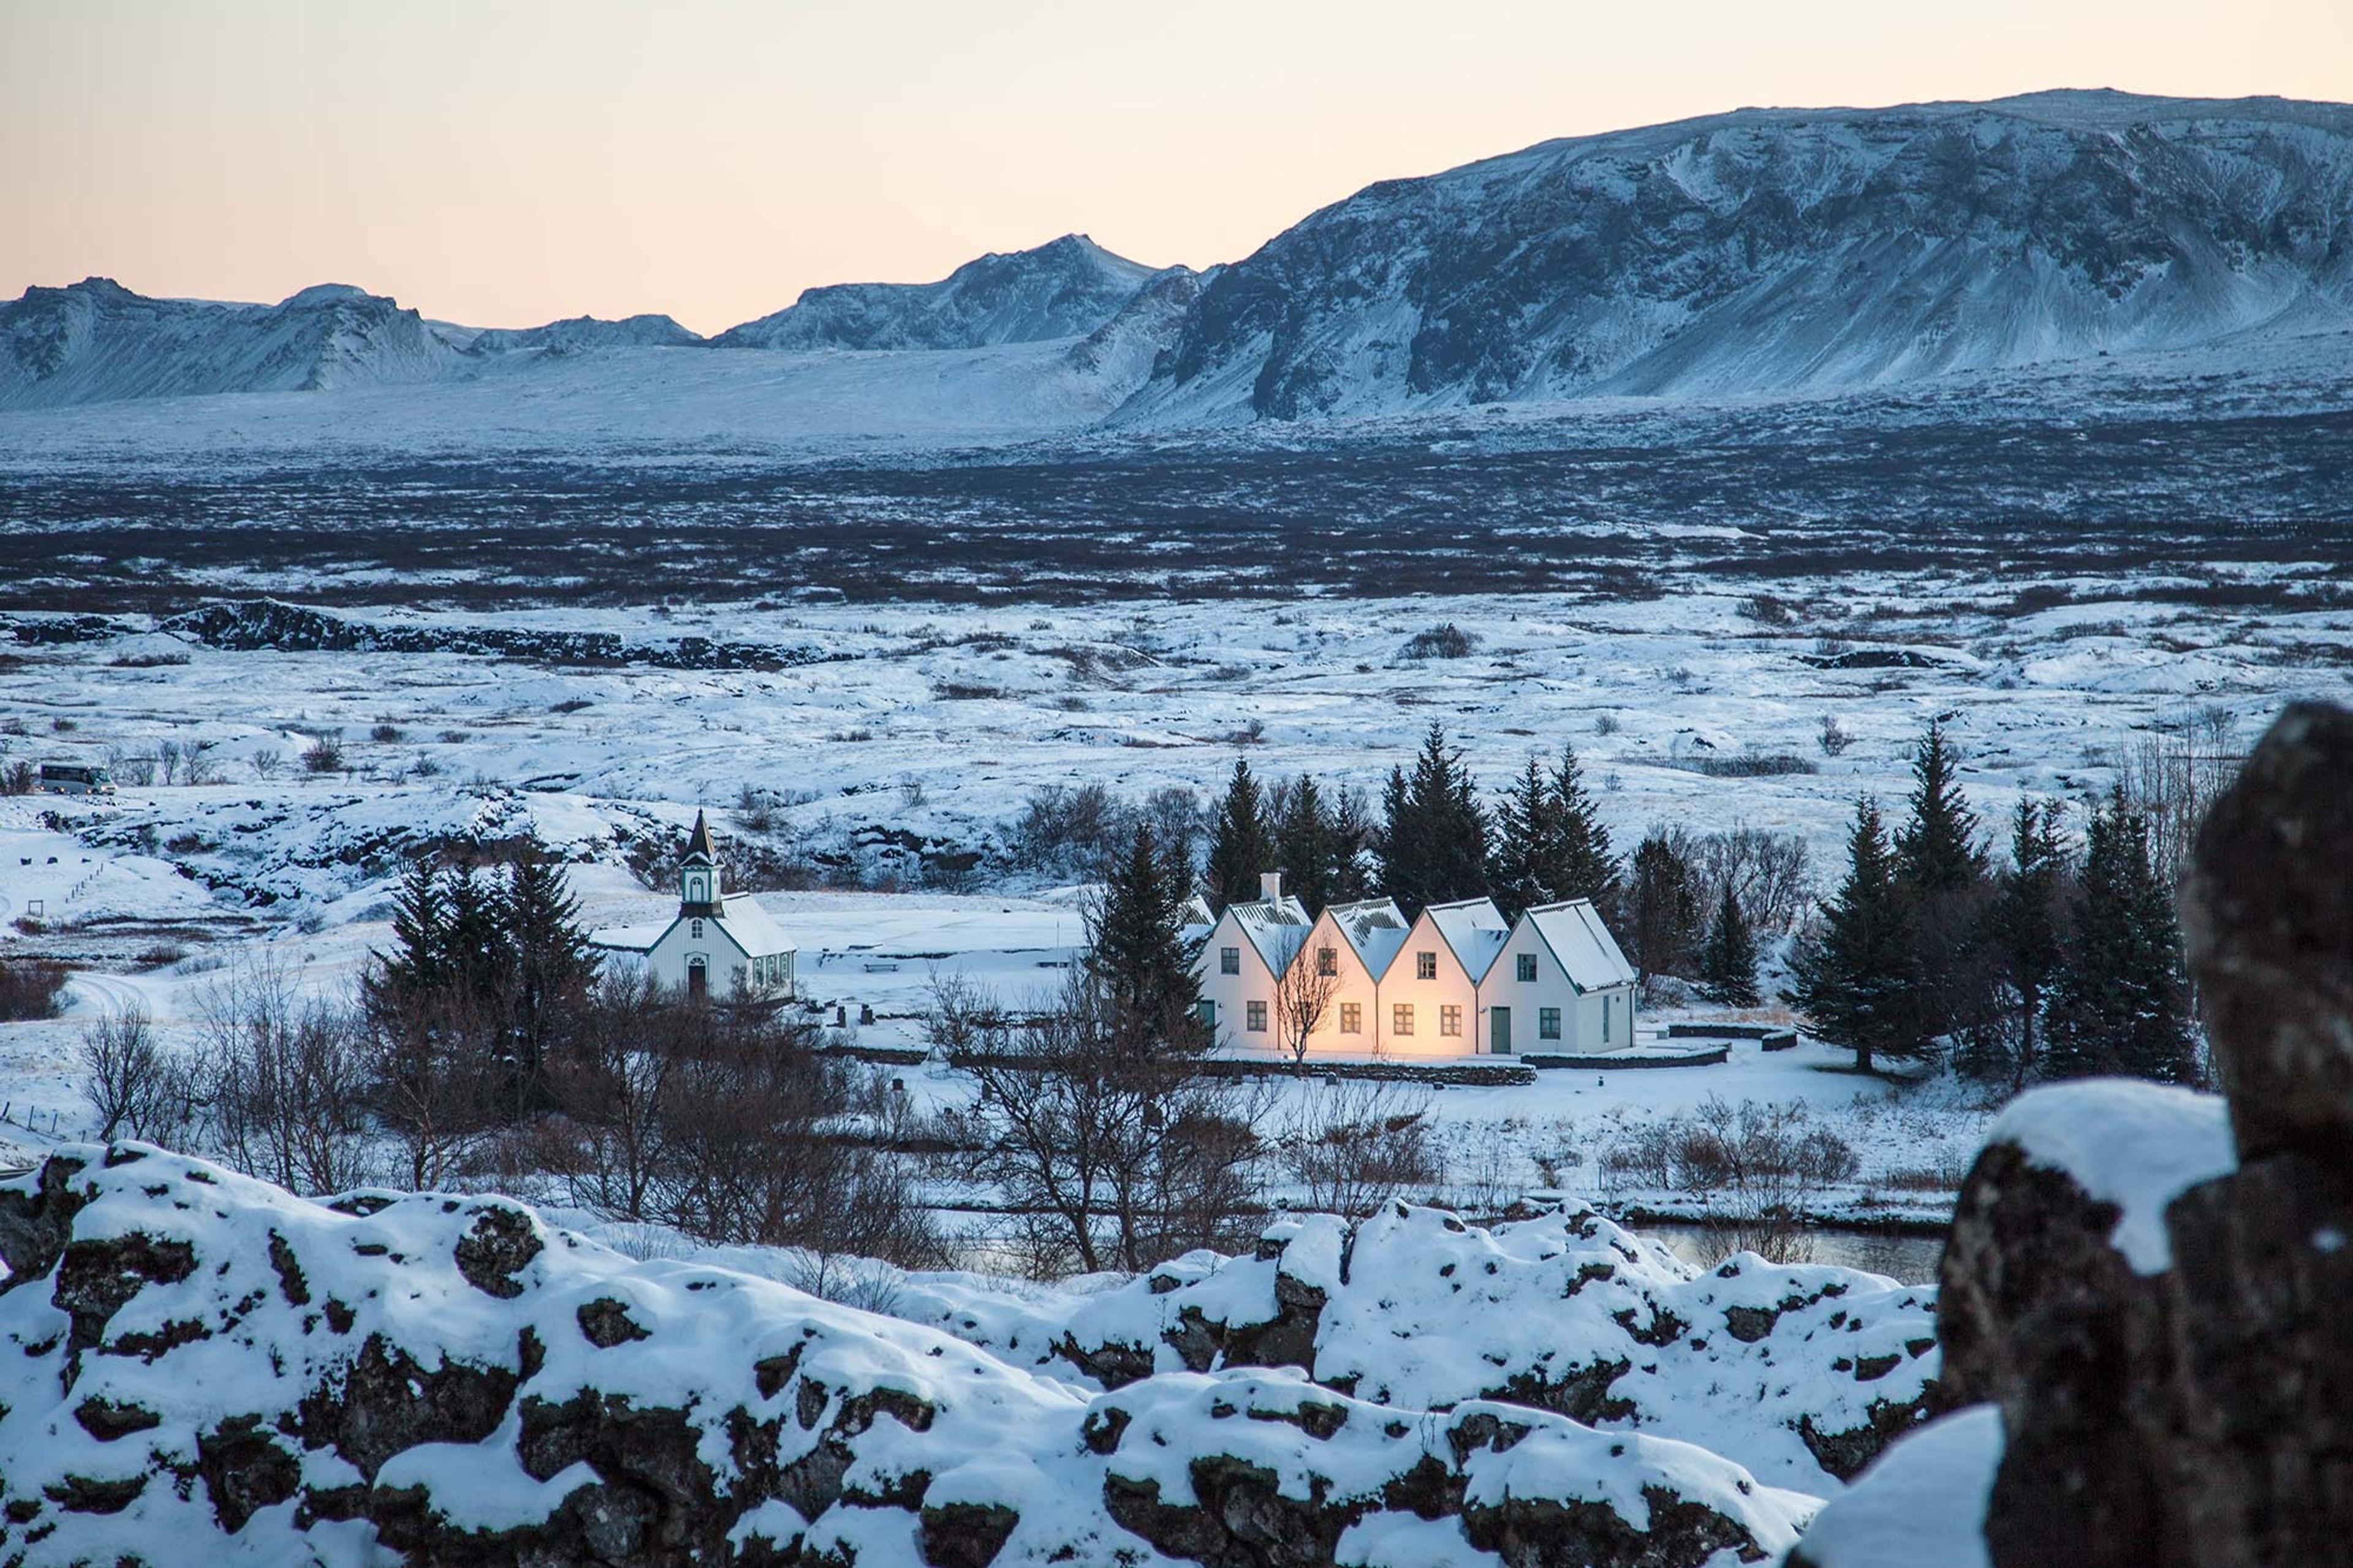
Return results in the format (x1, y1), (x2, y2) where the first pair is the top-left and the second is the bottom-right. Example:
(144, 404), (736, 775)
(1192, 873), (1311, 1050)
(1287, 896), (1410, 1056)
(593, 811), (797, 1002)
(1482, 898), (1638, 1054)
(1381, 896), (1510, 1057)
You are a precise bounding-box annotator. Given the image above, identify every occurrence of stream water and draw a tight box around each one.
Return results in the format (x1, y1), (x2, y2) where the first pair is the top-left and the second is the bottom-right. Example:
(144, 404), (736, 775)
(1635, 1222), (1948, 1284)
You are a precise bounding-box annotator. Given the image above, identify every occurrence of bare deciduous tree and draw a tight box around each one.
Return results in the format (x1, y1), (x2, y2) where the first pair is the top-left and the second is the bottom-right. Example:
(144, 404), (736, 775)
(1273, 941), (1341, 1070)
(79, 1002), (173, 1140)
(192, 953), (378, 1194)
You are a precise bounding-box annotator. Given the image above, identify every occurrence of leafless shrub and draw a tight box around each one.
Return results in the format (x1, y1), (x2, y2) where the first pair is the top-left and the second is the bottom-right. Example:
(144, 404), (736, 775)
(1819, 715), (1854, 756)
(900, 776), (926, 809)
(108, 746), (157, 787)
(1400, 624), (1477, 660)
(1273, 941), (1340, 1069)
(78, 1002), (179, 1140)
(0, 957), (69, 1021)
(1279, 1079), (1438, 1220)
(1594, 713), (1621, 737)
(248, 747), (284, 779)
(190, 954), (378, 1194)
(2118, 706), (2239, 889)
(1599, 1096), (1858, 1263)
(300, 732), (344, 775)
(0, 760), (34, 795)
(1687, 827), (1814, 935)
(369, 723), (404, 744)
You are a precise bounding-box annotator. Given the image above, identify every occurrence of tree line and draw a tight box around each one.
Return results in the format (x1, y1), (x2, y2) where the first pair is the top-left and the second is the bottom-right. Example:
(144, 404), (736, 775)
(1794, 721), (2201, 1083)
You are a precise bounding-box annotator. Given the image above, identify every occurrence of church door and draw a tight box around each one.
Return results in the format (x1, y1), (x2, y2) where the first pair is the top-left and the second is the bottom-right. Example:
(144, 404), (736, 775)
(687, 955), (708, 1001)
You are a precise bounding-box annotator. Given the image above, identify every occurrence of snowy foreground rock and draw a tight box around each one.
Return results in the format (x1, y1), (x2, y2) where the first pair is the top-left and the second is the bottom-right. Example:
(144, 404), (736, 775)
(0, 1146), (1857, 1568)
(1799, 700), (2353, 1568)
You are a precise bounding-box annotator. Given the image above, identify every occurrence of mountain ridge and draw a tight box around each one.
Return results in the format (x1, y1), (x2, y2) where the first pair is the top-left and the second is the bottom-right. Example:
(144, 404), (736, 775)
(6, 90), (2351, 422)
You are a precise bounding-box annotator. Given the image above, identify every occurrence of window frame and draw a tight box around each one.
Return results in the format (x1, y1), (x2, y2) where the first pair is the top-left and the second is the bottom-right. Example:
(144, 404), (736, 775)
(1415, 950), (1437, 981)
(1440, 1004), (1462, 1037)
(1539, 1007), (1562, 1042)
(1220, 945), (1241, 975)
(1392, 1002), (1415, 1037)
(1517, 952), (1537, 982)
(1246, 999), (1268, 1034)
(1339, 1002), (1362, 1034)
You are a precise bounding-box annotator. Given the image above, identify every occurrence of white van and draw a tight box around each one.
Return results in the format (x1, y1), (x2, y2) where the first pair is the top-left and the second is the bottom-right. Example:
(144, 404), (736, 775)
(39, 763), (115, 796)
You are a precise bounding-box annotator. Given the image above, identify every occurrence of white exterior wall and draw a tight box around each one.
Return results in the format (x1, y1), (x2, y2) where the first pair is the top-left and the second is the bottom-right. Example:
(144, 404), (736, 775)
(648, 916), (746, 996)
(1377, 917), (1485, 1058)
(1479, 926), (1639, 1054)
(1194, 914), (1283, 1051)
(1288, 913), (1389, 1058)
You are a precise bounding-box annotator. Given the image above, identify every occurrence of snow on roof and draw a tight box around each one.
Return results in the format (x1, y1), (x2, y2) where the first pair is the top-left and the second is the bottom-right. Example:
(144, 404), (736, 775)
(1525, 898), (1637, 991)
(588, 919), (670, 952)
(714, 893), (795, 956)
(1225, 896), (1312, 973)
(1324, 898), (1409, 975)
(1422, 897), (1509, 982)
(1990, 1080), (2236, 1274)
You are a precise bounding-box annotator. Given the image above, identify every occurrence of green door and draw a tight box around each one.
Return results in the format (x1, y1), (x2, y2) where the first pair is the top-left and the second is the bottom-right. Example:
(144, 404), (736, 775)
(1490, 1006), (1511, 1054)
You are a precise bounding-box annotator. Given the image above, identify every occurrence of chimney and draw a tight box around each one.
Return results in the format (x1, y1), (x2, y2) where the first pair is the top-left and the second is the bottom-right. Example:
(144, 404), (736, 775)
(1260, 871), (1283, 906)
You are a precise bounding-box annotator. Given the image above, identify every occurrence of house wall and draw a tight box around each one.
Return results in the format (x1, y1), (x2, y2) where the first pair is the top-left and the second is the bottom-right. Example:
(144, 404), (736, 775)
(649, 918), (745, 996)
(1290, 919), (1389, 1059)
(1194, 917), (1281, 1052)
(1376, 918), (1485, 1059)
(1476, 928), (1639, 1054)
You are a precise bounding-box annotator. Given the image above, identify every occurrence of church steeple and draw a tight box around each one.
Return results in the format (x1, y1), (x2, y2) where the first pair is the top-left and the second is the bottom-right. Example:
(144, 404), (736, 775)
(679, 810), (722, 915)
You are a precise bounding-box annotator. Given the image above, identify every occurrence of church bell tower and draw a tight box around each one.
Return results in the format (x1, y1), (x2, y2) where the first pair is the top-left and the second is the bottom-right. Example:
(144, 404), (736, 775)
(679, 809), (722, 917)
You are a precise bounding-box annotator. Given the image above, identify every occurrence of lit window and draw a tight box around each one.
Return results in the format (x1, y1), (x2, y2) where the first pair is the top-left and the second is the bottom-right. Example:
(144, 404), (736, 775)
(1440, 1005), (1461, 1037)
(1540, 1007), (1562, 1041)
(1316, 947), (1337, 976)
(1340, 1003), (1362, 1034)
(1415, 950), (1436, 980)
(1221, 946), (1241, 975)
(1393, 1004), (1414, 1037)
(1246, 1000), (1268, 1033)
(1517, 953), (1537, 982)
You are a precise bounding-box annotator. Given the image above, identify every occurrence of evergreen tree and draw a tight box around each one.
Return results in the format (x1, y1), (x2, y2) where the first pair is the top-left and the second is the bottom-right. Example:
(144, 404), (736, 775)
(2043, 793), (2196, 1083)
(1274, 775), (1344, 914)
(504, 844), (596, 1074)
(1983, 797), (2069, 1084)
(444, 858), (515, 1012)
(1328, 786), (1377, 904)
(1202, 758), (1276, 912)
(1624, 831), (1702, 985)
(1377, 722), (1489, 912)
(1089, 822), (1202, 1047)
(1547, 743), (1620, 914)
(1790, 798), (1924, 1074)
(1698, 881), (1761, 1007)
(1488, 756), (1555, 920)
(1895, 719), (1987, 894)
(370, 855), (452, 1014)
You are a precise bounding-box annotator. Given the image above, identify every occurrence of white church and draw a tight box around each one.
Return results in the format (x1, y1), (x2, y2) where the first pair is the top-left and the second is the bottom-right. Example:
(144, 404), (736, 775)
(592, 811), (797, 1001)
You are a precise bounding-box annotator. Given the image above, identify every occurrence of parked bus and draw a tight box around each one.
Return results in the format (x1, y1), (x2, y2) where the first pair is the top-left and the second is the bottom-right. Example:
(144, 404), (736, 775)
(39, 763), (115, 796)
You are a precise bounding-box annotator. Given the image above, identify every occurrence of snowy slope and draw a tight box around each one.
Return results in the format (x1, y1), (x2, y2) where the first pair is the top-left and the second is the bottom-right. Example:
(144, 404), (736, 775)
(1123, 89), (2353, 423)
(464, 313), (705, 352)
(714, 235), (1167, 350)
(0, 279), (469, 409)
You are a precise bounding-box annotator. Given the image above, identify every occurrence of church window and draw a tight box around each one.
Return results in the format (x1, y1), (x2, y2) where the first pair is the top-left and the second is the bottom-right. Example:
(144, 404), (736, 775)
(692, 918), (703, 939)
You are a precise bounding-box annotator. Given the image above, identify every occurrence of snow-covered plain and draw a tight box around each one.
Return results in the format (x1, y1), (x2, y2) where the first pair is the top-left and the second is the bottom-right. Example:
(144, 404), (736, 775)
(4, 579), (2343, 1251)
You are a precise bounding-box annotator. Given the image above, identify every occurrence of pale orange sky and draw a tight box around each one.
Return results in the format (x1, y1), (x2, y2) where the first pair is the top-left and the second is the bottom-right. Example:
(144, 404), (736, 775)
(5, 1), (2348, 335)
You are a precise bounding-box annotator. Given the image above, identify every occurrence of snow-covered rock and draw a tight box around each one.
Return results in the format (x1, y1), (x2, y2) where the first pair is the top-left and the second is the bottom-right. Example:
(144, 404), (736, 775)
(0, 1145), (1813, 1567)
(892, 1200), (1941, 1493)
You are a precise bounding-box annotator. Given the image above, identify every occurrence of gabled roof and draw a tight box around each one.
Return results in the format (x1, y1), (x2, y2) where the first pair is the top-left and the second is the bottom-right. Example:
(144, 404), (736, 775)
(681, 809), (716, 865)
(711, 893), (794, 956)
(1215, 895), (1313, 975)
(1524, 898), (1636, 991)
(1319, 897), (1410, 979)
(1420, 897), (1510, 983)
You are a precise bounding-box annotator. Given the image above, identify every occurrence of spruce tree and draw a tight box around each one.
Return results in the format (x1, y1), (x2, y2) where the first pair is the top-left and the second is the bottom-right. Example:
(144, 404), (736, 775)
(504, 844), (596, 1072)
(1895, 719), (1987, 894)
(1202, 758), (1276, 912)
(1984, 798), (2068, 1083)
(1275, 775), (1343, 913)
(1089, 822), (1202, 1047)
(1699, 881), (1761, 1007)
(1378, 722), (1489, 912)
(444, 859), (515, 1012)
(1790, 798), (1923, 1074)
(371, 855), (452, 1015)
(1488, 756), (1555, 920)
(1329, 786), (1377, 904)
(1624, 831), (1702, 985)
(2043, 793), (2196, 1083)
(1547, 743), (1619, 912)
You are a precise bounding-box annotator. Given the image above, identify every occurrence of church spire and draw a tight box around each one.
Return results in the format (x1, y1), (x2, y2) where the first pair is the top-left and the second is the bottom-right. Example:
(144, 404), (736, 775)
(679, 810), (721, 915)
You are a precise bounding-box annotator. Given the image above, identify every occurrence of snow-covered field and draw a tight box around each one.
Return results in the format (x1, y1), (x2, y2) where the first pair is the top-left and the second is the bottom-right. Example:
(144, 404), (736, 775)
(4, 579), (2343, 1271)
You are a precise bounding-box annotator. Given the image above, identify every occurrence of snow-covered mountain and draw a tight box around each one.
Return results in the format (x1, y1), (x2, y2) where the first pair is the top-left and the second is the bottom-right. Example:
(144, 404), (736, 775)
(464, 312), (704, 352)
(0, 279), (468, 409)
(713, 233), (1165, 350)
(1123, 89), (2353, 423)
